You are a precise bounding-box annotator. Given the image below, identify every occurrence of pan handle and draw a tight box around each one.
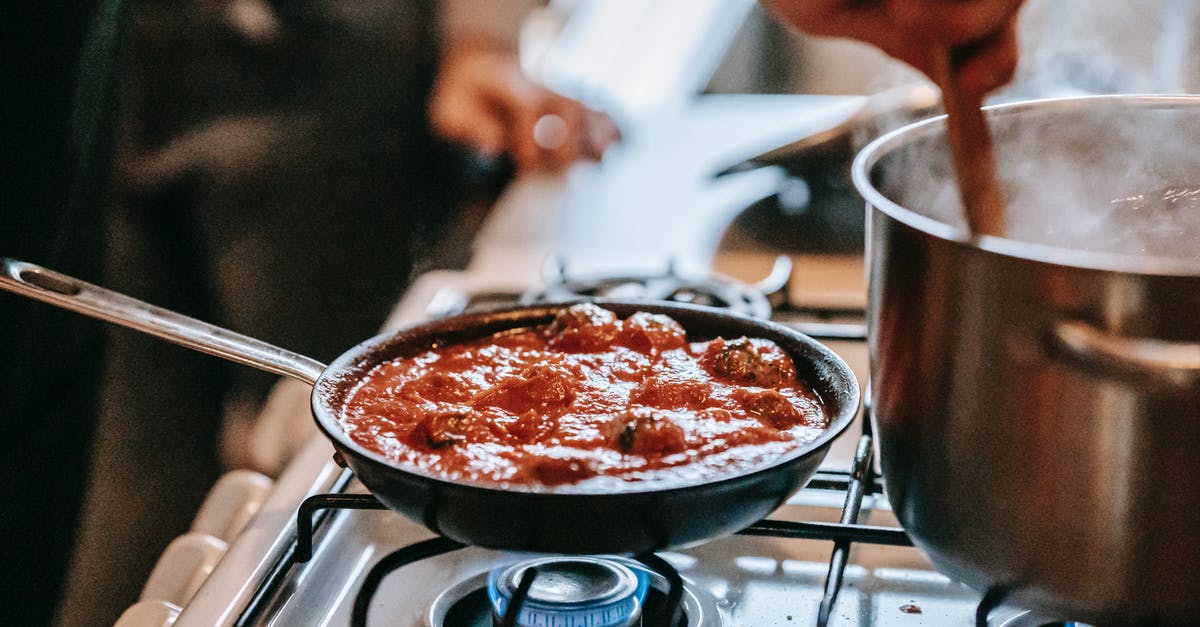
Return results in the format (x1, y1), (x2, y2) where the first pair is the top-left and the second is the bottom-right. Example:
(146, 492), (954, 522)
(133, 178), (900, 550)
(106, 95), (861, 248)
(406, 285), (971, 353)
(0, 258), (327, 386)
(1052, 319), (1200, 382)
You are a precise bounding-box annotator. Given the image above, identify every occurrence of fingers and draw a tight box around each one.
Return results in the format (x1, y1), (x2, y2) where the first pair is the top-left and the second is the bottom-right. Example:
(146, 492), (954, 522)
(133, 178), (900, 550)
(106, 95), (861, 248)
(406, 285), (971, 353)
(956, 17), (1019, 98)
(429, 41), (620, 174)
(509, 91), (578, 172)
(888, 0), (1024, 47)
(538, 100), (587, 172)
(501, 88), (621, 174)
(761, 1), (935, 77)
(581, 108), (621, 161)
(761, 0), (1025, 97)
(503, 86), (545, 173)
(529, 96), (620, 171)
(428, 82), (506, 157)
(860, 14), (1020, 100)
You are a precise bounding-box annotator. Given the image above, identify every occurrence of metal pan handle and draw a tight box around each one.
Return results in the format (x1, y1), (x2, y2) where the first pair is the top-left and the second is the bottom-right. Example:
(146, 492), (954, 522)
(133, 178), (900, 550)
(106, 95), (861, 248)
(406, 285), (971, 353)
(0, 258), (327, 386)
(1052, 318), (1200, 383)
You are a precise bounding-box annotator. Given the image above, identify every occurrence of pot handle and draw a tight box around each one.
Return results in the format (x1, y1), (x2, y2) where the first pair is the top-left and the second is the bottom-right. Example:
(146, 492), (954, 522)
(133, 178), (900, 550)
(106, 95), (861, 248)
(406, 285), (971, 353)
(1052, 319), (1200, 381)
(0, 258), (327, 386)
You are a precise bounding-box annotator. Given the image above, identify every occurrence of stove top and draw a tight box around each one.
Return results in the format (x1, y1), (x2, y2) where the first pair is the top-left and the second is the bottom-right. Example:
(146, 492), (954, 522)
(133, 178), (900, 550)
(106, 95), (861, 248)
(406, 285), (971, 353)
(167, 267), (1076, 627)
(130, 95), (1087, 627)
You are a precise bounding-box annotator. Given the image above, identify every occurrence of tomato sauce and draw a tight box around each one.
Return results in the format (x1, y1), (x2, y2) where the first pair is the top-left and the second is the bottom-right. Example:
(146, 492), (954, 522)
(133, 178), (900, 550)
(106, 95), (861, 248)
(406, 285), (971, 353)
(339, 304), (828, 489)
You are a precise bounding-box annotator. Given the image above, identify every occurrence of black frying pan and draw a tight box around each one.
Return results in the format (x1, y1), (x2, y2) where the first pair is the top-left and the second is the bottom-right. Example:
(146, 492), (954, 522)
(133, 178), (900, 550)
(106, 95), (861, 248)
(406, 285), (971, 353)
(1, 258), (859, 554)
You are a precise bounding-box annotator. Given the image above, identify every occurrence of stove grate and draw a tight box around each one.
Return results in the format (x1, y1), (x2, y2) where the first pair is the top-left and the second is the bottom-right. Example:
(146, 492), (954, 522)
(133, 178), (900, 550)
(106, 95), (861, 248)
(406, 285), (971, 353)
(234, 416), (921, 626)
(636, 552), (686, 627)
(351, 537), (465, 627)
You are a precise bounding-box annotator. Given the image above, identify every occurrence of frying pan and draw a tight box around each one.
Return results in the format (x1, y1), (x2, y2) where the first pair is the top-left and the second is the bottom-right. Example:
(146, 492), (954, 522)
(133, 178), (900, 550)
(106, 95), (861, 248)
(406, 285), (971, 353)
(0, 258), (858, 554)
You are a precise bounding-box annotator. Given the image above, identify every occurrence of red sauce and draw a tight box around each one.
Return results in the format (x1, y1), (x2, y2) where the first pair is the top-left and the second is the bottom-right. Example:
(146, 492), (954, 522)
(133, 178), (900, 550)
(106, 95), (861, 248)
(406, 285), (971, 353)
(339, 304), (828, 489)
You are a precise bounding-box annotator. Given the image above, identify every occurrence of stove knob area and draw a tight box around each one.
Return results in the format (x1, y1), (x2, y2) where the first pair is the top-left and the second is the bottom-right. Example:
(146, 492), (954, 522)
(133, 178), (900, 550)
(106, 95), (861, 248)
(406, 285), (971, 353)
(113, 600), (181, 627)
(118, 469), (274, 622)
(488, 556), (650, 627)
(138, 532), (229, 607)
(190, 469), (273, 541)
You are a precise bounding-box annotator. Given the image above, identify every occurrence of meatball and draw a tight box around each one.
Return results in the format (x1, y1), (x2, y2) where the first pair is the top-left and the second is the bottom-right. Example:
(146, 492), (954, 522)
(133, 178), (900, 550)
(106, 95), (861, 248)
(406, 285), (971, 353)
(547, 303), (620, 352)
(473, 361), (577, 414)
(629, 375), (712, 409)
(528, 455), (597, 484)
(701, 337), (797, 386)
(507, 409), (558, 444)
(734, 388), (803, 429)
(609, 408), (688, 456)
(408, 409), (485, 448)
(406, 371), (473, 403)
(618, 311), (687, 353)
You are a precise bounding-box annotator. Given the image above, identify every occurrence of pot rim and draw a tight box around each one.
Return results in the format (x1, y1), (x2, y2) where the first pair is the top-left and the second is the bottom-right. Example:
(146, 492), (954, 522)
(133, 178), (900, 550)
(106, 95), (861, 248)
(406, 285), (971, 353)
(309, 299), (860, 496)
(852, 93), (1200, 276)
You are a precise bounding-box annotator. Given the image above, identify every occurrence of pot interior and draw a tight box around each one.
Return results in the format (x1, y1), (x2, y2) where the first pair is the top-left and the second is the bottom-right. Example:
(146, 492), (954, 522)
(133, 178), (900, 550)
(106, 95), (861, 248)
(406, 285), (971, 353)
(856, 95), (1200, 273)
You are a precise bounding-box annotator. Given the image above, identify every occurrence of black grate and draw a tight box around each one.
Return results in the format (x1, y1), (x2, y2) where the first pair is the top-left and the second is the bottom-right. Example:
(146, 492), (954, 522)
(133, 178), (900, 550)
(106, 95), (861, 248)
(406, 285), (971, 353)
(235, 420), (915, 627)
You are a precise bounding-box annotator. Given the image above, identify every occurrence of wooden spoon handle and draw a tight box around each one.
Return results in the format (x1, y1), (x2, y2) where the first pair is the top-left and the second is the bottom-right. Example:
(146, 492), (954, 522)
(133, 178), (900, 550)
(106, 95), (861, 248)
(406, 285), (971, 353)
(931, 45), (1007, 238)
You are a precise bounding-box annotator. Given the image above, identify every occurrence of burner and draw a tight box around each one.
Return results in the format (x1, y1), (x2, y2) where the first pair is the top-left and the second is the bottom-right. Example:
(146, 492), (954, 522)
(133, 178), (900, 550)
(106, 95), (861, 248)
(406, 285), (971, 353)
(489, 557), (647, 626)
(527, 258), (791, 319)
(429, 556), (722, 627)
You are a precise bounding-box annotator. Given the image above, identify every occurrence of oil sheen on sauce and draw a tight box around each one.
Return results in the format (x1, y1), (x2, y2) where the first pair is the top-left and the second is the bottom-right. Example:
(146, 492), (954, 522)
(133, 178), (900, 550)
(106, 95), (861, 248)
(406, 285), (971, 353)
(339, 304), (828, 489)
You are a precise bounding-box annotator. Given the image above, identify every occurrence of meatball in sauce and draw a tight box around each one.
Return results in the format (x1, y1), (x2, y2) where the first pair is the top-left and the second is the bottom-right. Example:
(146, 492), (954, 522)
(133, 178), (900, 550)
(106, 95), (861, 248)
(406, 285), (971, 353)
(339, 304), (827, 489)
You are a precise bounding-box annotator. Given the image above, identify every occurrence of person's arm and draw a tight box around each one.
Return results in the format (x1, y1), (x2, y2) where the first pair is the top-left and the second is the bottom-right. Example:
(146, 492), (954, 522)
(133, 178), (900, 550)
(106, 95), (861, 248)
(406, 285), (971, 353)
(763, 0), (1025, 98)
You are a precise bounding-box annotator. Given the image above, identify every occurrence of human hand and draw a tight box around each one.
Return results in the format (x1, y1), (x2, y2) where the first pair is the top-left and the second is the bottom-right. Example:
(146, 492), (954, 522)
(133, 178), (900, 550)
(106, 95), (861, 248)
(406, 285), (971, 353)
(428, 40), (620, 173)
(762, 0), (1025, 99)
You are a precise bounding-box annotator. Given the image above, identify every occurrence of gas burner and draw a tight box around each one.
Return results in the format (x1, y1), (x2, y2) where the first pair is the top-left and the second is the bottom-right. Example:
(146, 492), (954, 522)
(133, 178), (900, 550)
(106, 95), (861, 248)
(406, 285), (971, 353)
(490, 557), (646, 626)
(527, 257), (792, 319)
(428, 555), (722, 627)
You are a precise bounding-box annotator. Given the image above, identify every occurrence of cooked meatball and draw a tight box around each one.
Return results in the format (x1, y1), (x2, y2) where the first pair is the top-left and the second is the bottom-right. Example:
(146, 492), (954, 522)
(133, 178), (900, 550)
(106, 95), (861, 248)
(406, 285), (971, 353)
(629, 375), (712, 408)
(618, 311), (687, 353)
(702, 337), (797, 386)
(408, 409), (483, 448)
(406, 371), (473, 403)
(507, 409), (558, 444)
(473, 361), (577, 414)
(547, 303), (620, 352)
(609, 409), (688, 455)
(734, 388), (803, 429)
(528, 455), (598, 484)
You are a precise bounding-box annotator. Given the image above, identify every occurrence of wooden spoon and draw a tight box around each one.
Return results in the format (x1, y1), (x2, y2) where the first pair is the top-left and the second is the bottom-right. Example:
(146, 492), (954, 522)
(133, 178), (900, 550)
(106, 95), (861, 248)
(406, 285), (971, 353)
(931, 45), (1007, 238)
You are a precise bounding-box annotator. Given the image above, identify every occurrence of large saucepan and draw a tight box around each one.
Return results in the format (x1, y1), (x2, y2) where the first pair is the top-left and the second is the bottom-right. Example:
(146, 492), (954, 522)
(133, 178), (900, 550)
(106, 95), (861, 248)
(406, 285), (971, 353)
(853, 95), (1200, 623)
(0, 258), (858, 554)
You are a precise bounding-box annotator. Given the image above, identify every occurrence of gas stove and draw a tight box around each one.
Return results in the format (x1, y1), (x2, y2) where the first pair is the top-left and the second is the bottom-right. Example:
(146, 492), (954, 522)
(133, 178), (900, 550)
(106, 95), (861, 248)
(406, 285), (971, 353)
(113, 94), (1085, 627)
(115, 261), (1076, 627)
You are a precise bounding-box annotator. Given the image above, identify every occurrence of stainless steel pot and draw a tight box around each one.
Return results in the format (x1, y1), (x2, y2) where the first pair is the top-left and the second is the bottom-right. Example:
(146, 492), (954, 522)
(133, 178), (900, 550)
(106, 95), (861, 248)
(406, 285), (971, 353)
(852, 95), (1200, 624)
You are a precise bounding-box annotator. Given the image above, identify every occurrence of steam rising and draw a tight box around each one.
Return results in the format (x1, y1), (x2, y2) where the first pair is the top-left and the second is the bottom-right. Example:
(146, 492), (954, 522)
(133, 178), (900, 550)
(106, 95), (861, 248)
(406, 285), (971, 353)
(860, 1), (1200, 263)
(873, 99), (1200, 260)
(1006, 0), (1199, 98)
